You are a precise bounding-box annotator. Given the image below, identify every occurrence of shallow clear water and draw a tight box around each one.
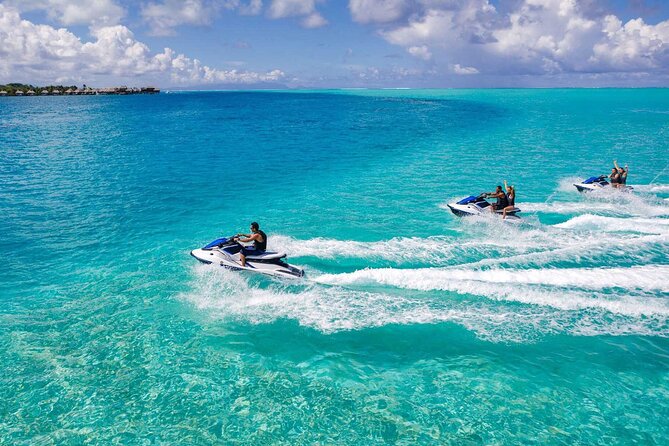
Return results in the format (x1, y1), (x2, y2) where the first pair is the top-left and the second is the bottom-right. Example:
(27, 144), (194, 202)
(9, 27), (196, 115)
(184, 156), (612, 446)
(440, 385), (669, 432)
(1, 89), (668, 444)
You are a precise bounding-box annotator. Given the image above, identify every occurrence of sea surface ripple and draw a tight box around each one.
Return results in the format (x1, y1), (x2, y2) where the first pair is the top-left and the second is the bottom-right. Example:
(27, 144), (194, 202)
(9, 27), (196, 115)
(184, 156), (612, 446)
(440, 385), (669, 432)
(1, 90), (669, 444)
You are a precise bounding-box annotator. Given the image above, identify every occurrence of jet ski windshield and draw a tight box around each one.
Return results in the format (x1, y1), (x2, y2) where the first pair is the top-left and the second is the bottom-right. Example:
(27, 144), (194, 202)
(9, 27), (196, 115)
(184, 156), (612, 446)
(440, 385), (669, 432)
(203, 237), (230, 249)
(583, 176), (608, 185)
(456, 195), (479, 205)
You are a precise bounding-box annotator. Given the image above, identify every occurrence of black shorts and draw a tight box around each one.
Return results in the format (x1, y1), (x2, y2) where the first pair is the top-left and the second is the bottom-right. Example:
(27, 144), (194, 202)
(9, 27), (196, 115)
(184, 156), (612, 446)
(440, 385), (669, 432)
(241, 246), (264, 256)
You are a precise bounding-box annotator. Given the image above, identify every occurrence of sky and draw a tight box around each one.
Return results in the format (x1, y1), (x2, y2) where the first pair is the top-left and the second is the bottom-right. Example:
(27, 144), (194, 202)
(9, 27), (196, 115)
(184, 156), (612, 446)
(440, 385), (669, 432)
(1, 0), (669, 88)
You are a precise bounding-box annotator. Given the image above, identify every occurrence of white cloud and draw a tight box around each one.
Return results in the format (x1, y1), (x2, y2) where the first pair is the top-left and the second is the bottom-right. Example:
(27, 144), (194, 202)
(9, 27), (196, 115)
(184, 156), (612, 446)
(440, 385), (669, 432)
(0, 5), (284, 86)
(140, 0), (264, 35)
(452, 63), (479, 74)
(349, 0), (408, 24)
(268, 0), (327, 27)
(238, 0), (263, 15)
(141, 0), (222, 36)
(367, 0), (669, 78)
(302, 12), (327, 28)
(380, 2), (498, 49)
(592, 15), (669, 71)
(4, 0), (125, 26)
(407, 45), (431, 60)
(489, 0), (602, 73)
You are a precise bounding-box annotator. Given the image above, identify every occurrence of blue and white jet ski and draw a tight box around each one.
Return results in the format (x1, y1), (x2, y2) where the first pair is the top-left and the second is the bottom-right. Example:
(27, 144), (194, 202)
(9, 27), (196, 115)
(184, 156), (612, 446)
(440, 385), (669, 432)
(574, 175), (633, 192)
(446, 194), (522, 221)
(191, 236), (304, 278)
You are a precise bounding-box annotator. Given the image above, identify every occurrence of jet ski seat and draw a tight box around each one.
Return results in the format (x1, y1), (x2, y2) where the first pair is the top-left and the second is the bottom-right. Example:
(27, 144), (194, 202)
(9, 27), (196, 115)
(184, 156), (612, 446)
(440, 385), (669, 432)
(494, 207), (521, 214)
(245, 251), (287, 260)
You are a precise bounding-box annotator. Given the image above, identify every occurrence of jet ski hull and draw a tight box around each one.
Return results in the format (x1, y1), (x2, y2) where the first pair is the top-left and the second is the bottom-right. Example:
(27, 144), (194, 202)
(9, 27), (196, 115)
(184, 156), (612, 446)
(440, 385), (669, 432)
(574, 183), (633, 193)
(447, 204), (476, 217)
(574, 176), (633, 193)
(447, 197), (521, 221)
(191, 238), (304, 279)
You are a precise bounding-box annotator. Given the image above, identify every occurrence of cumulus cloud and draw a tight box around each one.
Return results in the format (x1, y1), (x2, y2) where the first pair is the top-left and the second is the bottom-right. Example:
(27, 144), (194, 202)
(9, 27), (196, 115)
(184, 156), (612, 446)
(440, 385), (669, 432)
(354, 0), (669, 78)
(140, 0), (328, 33)
(141, 0), (220, 36)
(268, 0), (327, 28)
(140, 0), (264, 35)
(4, 0), (125, 26)
(407, 45), (431, 60)
(0, 5), (284, 86)
(238, 0), (263, 15)
(349, 0), (408, 24)
(592, 15), (669, 71)
(452, 63), (479, 74)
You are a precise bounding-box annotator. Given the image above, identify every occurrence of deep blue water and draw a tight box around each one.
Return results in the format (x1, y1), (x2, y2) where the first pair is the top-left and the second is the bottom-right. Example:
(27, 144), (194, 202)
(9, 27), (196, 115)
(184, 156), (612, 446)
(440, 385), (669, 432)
(1, 89), (668, 444)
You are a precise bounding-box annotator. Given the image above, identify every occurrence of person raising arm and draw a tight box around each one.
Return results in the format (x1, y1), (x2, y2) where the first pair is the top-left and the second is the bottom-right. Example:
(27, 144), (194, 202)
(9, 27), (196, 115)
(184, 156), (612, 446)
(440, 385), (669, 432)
(614, 160), (628, 187)
(502, 180), (516, 219)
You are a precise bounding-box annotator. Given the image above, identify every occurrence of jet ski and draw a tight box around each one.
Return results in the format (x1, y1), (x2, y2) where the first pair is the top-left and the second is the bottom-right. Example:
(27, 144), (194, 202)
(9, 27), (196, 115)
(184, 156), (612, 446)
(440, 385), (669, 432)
(446, 194), (522, 221)
(574, 175), (633, 192)
(191, 236), (304, 278)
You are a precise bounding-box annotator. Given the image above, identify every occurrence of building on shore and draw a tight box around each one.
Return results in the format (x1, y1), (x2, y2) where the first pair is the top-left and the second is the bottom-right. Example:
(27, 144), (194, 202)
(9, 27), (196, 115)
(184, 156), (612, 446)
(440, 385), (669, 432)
(0, 90), (6, 96)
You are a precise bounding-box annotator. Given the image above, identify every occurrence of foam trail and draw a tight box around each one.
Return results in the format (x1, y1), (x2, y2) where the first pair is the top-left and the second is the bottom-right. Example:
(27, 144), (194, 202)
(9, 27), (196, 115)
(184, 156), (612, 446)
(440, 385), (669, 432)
(316, 265), (669, 293)
(456, 233), (669, 269)
(521, 200), (669, 217)
(274, 219), (667, 269)
(182, 264), (669, 341)
(271, 234), (457, 262)
(316, 266), (669, 316)
(182, 264), (490, 333)
(555, 214), (669, 234)
(284, 229), (669, 269)
(273, 233), (551, 263)
(632, 184), (669, 193)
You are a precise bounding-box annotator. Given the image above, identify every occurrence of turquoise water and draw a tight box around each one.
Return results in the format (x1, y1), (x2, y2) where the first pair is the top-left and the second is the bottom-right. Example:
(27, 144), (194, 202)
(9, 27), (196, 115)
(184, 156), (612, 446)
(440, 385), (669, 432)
(1, 89), (668, 444)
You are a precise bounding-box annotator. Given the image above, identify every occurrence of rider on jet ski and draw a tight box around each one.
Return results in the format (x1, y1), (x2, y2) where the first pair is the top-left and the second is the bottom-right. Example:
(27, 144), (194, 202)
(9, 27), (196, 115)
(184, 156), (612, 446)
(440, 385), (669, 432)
(484, 185), (508, 213)
(234, 222), (267, 267)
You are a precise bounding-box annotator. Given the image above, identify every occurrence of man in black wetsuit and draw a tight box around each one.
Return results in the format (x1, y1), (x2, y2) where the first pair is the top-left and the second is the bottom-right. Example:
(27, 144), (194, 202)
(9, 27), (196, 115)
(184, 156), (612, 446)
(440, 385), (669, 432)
(234, 222), (267, 267)
(485, 185), (508, 212)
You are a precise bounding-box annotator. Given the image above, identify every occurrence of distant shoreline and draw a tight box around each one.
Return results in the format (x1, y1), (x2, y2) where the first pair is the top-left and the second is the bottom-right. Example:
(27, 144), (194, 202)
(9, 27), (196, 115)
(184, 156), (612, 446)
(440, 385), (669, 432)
(0, 84), (159, 97)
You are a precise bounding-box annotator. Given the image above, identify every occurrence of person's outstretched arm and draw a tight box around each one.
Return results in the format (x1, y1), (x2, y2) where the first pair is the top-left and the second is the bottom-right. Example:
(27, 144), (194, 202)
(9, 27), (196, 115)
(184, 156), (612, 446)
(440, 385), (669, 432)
(239, 233), (261, 243)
